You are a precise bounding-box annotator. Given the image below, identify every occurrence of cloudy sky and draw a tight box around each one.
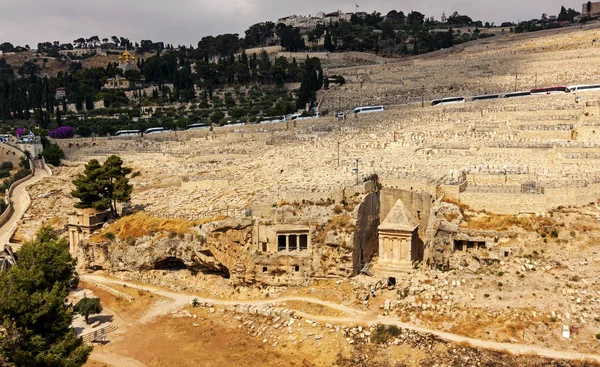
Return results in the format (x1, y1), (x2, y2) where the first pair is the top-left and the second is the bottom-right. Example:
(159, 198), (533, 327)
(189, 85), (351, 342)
(0, 0), (579, 47)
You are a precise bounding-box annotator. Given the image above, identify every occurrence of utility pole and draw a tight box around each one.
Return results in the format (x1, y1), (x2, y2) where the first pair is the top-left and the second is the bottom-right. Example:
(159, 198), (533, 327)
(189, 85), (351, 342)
(337, 141), (340, 167)
(354, 159), (360, 185)
(421, 85), (425, 108)
(514, 74), (518, 92)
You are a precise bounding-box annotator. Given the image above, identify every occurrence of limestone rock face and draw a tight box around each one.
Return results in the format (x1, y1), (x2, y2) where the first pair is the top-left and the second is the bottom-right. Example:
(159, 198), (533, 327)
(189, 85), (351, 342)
(76, 196), (381, 286)
(424, 202), (462, 269)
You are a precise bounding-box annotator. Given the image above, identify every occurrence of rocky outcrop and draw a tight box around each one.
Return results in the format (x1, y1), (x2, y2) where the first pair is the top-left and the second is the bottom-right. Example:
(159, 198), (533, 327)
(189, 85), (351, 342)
(423, 202), (462, 269)
(77, 233), (228, 275)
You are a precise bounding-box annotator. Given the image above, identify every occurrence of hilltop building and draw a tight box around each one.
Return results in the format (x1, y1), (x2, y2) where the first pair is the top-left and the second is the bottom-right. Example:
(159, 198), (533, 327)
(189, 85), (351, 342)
(118, 49), (137, 72)
(582, 1), (600, 16)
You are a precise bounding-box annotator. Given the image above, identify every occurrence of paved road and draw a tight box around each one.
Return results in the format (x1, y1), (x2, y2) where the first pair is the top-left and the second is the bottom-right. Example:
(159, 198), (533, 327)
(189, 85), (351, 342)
(82, 274), (600, 363)
(0, 165), (48, 246)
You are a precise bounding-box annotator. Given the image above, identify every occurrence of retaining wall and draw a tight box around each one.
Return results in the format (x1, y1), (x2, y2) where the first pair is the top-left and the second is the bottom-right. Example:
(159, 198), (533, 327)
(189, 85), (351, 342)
(0, 160), (35, 228)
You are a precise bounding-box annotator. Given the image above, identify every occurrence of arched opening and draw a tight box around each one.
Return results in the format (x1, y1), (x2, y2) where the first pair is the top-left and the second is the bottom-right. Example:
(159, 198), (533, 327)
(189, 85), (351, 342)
(154, 257), (187, 270)
(152, 256), (230, 278)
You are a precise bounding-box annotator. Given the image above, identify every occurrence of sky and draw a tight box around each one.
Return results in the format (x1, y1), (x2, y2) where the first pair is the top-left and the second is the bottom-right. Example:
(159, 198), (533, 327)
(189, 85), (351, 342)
(0, 0), (581, 47)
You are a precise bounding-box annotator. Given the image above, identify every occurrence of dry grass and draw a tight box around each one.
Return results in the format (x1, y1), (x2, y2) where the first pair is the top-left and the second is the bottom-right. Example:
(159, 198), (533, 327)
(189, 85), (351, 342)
(89, 212), (227, 242)
(442, 196), (471, 212)
(444, 212), (459, 222)
(462, 214), (533, 231)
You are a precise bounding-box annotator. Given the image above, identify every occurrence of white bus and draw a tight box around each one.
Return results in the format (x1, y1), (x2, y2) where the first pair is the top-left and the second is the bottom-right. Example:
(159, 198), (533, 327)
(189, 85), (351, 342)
(568, 84), (600, 93)
(431, 97), (466, 106)
(472, 94), (500, 102)
(144, 127), (171, 135)
(290, 112), (321, 121)
(352, 106), (384, 114)
(187, 123), (209, 130)
(259, 116), (287, 124)
(114, 130), (141, 137)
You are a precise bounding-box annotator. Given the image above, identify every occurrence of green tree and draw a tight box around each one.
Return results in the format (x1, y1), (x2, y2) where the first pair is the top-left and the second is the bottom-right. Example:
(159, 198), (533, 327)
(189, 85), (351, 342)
(42, 143), (65, 166)
(210, 111), (225, 123)
(74, 297), (103, 324)
(71, 155), (133, 217)
(0, 227), (91, 366)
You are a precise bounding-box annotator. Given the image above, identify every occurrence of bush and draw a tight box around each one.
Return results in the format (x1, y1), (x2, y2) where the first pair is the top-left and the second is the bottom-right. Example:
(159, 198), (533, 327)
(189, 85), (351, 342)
(550, 229), (559, 238)
(371, 325), (401, 344)
(49, 126), (74, 139)
(333, 205), (343, 214)
(41, 143), (65, 166)
(12, 169), (30, 182)
(103, 232), (116, 241)
(597, 333), (600, 340)
(0, 161), (13, 170)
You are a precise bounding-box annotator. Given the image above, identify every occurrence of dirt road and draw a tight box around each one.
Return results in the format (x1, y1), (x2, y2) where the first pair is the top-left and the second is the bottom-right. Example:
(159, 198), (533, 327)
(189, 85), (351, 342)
(0, 165), (48, 246)
(81, 274), (600, 364)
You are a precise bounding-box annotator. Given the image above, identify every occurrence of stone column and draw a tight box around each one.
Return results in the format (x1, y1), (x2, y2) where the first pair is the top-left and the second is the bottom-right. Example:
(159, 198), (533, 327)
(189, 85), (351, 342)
(378, 236), (385, 261)
(285, 235), (289, 252)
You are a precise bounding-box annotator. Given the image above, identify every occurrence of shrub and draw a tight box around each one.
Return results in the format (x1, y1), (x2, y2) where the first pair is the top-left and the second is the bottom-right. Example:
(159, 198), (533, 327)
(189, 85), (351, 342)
(103, 232), (116, 241)
(41, 143), (65, 166)
(191, 298), (200, 307)
(0, 162), (13, 170)
(49, 126), (74, 139)
(550, 229), (559, 238)
(15, 127), (26, 138)
(333, 205), (343, 214)
(371, 325), (401, 344)
(12, 169), (30, 182)
(498, 282), (503, 287)
(597, 333), (600, 340)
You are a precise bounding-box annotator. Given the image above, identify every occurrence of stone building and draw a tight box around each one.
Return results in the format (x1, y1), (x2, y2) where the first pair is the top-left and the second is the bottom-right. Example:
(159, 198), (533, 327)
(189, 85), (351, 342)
(67, 209), (111, 255)
(373, 199), (422, 279)
(582, 1), (600, 17)
(104, 75), (137, 89)
(117, 49), (137, 72)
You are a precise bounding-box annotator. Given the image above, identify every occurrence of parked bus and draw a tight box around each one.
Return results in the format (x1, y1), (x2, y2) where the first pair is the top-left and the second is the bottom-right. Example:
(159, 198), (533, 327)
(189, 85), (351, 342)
(258, 116), (287, 124)
(290, 112), (321, 121)
(431, 97), (466, 106)
(187, 123), (209, 130)
(568, 84), (600, 93)
(352, 106), (384, 114)
(472, 94), (500, 102)
(504, 91), (531, 98)
(144, 127), (171, 135)
(530, 86), (570, 95)
(114, 130), (141, 137)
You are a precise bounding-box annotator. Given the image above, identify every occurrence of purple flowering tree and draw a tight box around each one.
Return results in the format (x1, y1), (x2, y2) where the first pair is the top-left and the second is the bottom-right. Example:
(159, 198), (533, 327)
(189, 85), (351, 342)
(49, 126), (74, 139)
(15, 128), (25, 138)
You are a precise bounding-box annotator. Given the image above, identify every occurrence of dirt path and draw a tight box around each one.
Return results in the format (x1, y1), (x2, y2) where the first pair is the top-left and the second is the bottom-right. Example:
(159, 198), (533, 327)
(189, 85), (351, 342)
(81, 274), (600, 364)
(0, 165), (48, 246)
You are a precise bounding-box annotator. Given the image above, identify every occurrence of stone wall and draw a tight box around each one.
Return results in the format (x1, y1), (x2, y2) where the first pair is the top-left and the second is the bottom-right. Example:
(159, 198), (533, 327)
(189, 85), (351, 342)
(0, 143), (26, 166)
(352, 191), (380, 274)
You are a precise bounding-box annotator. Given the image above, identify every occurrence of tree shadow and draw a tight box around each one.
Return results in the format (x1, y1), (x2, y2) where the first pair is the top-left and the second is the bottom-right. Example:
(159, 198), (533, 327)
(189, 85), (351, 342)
(92, 314), (114, 324)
